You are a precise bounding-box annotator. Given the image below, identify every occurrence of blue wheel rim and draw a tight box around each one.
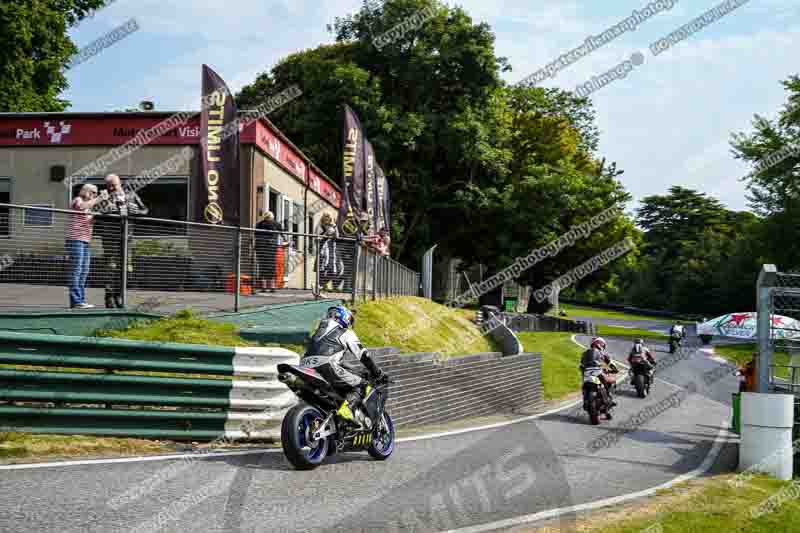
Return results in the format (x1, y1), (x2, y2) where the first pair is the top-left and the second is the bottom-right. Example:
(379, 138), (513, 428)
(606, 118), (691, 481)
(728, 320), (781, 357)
(373, 414), (395, 455)
(298, 411), (326, 462)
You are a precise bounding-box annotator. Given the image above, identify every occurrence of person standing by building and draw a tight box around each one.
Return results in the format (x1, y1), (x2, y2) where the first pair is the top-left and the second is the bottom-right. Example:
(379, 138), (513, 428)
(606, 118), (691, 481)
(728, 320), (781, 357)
(256, 211), (285, 292)
(95, 174), (148, 308)
(65, 184), (105, 309)
(315, 212), (339, 292)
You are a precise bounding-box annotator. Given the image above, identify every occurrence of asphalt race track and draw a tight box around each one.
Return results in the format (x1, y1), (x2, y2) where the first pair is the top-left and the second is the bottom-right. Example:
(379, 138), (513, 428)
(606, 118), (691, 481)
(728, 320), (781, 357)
(0, 335), (739, 533)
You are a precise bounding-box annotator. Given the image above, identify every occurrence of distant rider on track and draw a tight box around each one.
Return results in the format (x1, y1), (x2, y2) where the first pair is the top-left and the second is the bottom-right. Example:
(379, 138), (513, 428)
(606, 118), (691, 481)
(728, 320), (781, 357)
(669, 323), (686, 353)
(629, 338), (656, 376)
(670, 323), (686, 341)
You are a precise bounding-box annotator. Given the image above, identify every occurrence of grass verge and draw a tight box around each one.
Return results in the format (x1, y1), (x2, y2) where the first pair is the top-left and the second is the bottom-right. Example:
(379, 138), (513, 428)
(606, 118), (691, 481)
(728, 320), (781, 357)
(713, 343), (792, 379)
(517, 332), (583, 400)
(596, 325), (669, 341)
(0, 432), (172, 462)
(95, 309), (260, 347)
(351, 296), (499, 356)
(555, 303), (694, 324)
(533, 474), (800, 533)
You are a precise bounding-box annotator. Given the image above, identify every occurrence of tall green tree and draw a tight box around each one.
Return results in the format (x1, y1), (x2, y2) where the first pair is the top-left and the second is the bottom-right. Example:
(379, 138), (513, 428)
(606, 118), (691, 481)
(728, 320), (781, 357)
(237, 0), (635, 300)
(731, 74), (800, 271)
(0, 0), (106, 112)
(622, 187), (761, 314)
(238, 0), (511, 264)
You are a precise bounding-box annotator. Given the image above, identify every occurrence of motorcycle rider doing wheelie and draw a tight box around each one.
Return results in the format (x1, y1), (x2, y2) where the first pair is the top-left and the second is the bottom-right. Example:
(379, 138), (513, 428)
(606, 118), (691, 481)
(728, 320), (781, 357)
(304, 305), (388, 430)
(580, 337), (618, 408)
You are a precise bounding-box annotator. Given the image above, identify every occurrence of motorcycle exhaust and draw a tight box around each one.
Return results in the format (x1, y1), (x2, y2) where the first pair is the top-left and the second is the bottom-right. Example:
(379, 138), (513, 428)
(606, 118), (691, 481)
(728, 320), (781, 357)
(278, 373), (300, 388)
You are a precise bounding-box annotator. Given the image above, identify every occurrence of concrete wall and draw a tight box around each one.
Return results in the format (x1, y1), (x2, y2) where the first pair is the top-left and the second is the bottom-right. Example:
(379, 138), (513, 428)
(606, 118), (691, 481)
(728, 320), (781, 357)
(372, 350), (544, 427)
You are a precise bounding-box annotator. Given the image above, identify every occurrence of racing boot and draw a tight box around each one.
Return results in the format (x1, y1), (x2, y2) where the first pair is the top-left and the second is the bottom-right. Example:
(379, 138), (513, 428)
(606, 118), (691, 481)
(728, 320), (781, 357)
(336, 390), (364, 427)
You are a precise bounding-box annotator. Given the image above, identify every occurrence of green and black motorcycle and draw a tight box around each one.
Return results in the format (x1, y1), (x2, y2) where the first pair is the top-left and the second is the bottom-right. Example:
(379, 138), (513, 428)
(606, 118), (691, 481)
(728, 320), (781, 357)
(277, 357), (395, 470)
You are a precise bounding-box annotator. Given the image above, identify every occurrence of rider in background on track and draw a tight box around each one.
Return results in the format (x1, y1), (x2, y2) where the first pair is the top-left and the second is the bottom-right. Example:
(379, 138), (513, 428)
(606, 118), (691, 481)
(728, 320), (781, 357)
(628, 338), (656, 366)
(580, 337), (618, 407)
(305, 305), (387, 427)
(670, 323), (686, 340)
(628, 338), (656, 380)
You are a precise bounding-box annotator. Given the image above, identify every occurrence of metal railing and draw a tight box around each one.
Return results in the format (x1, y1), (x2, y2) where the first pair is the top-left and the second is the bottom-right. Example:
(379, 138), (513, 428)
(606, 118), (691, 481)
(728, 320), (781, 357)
(0, 203), (420, 313)
(353, 244), (421, 302)
(756, 265), (800, 394)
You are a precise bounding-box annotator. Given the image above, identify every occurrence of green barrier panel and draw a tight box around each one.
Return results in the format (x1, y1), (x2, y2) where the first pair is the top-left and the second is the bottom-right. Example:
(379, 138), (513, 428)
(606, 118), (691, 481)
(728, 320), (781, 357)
(0, 331), (299, 441)
(0, 406), (227, 440)
(732, 392), (741, 434)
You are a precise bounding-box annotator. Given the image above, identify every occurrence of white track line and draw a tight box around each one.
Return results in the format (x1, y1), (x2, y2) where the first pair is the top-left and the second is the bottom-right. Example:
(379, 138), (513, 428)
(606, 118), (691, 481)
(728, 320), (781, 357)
(0, 398), (584, 471)
(0, 448), (282, 471)
(443, 420), (733, 533)
(1, 337), (728, 471)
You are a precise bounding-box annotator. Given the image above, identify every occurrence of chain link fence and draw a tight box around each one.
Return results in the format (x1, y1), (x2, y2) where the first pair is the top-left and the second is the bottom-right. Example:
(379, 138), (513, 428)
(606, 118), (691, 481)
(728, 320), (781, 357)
(0, 203), (420, 313)
(767, 271), (800, 392)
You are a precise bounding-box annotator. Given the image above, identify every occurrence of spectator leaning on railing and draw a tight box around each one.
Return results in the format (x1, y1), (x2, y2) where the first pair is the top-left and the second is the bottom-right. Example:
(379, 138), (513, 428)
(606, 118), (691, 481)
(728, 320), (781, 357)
(314, 212), (341, 293)
(93, 173), (149, 308)
(65, 184), (107, 309)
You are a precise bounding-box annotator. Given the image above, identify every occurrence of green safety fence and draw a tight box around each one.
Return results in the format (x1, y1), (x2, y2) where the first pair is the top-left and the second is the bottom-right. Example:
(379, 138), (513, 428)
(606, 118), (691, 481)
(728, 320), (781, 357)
(0, 331), (299, 441)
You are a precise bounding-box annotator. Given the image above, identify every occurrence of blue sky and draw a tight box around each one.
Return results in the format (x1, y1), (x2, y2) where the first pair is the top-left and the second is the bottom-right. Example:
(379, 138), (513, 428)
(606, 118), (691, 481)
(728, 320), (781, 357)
(64, 0), (800, 213)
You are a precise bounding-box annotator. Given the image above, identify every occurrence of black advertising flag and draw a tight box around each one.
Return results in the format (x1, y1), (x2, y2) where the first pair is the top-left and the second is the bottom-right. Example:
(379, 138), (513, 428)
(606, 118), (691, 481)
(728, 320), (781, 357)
(383, 172), (391, 233)
(364, 139), (376, 238)
(338, 105), (366, 237)
(374, 163), (385, 232)
(197, 64), (240, 226)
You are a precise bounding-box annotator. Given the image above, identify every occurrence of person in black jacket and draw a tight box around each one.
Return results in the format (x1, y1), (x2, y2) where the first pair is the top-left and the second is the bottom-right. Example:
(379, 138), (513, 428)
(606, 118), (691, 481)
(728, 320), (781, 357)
(94, 174), (148, 308)
(255, 211), (285, 292)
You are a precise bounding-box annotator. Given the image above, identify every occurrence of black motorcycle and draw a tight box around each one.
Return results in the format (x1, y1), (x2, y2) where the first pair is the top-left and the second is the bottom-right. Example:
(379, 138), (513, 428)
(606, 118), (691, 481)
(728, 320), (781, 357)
(277, 357), (396, 470)
(628, 356), (653, 398)
(669, 334), (683, 354)
(582, 364), (619, 425)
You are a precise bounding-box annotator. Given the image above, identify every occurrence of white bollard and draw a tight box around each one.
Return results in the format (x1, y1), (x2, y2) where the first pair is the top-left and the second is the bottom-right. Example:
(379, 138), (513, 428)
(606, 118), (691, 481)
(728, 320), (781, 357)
(739, 392), (795, 480)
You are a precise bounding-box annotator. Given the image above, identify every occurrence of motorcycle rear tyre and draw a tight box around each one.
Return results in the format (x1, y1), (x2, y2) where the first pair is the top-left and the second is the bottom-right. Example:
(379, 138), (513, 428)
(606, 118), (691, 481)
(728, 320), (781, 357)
(281, 403), (330, 470)
(587, 390), (600, 425)
(633, 373), (646, 398)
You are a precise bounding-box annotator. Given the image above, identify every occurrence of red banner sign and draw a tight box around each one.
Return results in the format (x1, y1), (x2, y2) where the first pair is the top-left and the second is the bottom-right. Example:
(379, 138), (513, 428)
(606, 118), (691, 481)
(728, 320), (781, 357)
(0, 117), (201, 146)
(242, 120), (341, 209)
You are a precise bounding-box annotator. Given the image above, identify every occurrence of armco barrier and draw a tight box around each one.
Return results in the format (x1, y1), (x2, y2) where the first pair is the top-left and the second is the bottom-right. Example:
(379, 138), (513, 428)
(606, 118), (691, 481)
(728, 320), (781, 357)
(479, 311), (596, 336)
(0, 331), (543, 439)
(559, 298), (703, 322)
(373, 351), (543, 427)
(0, 331), (299, 441)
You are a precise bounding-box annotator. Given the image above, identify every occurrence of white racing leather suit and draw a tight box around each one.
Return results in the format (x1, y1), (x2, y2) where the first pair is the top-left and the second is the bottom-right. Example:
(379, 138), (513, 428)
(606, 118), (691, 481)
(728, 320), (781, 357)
(303, 318), (381, 392)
